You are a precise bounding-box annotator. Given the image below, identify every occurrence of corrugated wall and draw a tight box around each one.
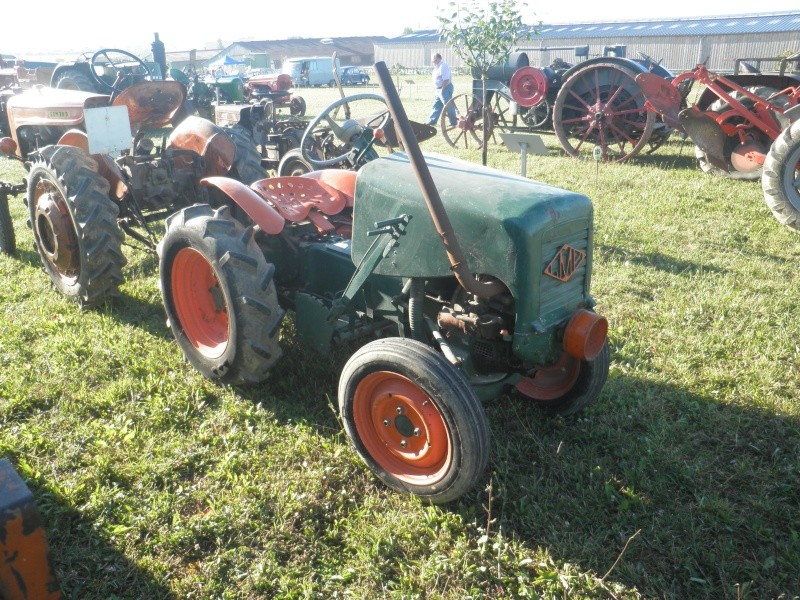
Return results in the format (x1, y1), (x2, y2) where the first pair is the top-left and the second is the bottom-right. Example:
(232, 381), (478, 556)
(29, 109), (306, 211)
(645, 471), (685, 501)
(376, 32), (800, 73)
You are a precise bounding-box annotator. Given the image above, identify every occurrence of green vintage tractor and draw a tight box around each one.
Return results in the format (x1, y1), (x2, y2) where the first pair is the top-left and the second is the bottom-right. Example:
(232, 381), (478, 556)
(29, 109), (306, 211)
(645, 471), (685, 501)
(156, 63), (611, 504)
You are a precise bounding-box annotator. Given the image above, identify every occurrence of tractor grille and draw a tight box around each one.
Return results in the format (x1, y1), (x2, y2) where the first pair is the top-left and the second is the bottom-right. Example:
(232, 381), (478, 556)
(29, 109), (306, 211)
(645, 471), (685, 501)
(539, 226), (590, 318)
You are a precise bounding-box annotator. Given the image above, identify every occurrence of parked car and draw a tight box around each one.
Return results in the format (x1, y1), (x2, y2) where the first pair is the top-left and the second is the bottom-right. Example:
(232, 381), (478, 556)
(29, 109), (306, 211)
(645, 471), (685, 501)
(339, 66), (370, 85)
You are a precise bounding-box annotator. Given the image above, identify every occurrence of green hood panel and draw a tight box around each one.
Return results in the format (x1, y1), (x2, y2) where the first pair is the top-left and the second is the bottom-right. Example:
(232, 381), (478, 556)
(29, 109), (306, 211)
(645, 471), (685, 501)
(352, 152), (594, 302)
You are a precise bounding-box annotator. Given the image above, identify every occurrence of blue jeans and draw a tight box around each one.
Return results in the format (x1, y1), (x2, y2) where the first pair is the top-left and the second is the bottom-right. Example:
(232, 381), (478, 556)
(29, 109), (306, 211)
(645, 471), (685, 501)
(428, 82), (456, 126)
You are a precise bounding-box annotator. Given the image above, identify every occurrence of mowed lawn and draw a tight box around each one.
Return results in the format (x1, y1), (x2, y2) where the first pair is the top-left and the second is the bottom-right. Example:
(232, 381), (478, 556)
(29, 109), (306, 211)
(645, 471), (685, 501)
(0, 75), (798, 599)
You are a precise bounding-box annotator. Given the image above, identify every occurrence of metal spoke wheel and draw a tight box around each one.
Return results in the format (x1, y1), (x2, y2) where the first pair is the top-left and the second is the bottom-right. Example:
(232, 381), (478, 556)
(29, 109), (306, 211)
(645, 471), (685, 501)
(553, 62), (655, 162)
(440, 93), (490, 149)
(486, 91), (518, 142)
(521, 100), (551, 130)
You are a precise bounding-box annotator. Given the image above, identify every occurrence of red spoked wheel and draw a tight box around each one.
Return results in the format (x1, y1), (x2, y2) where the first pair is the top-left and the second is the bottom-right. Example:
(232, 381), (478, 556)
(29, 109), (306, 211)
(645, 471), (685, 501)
(339, 338), (489, 504)
(553, 62), (655, 162)
(170, 247), (229, 360)
(441, 93), (490, 149)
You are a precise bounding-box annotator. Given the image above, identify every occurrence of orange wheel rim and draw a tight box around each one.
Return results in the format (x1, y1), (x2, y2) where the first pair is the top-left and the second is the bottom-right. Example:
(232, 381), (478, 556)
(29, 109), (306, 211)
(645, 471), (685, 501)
(352, 371), (451, 484)
(171, 247), (229, 359)
(515, 352), (581, 401)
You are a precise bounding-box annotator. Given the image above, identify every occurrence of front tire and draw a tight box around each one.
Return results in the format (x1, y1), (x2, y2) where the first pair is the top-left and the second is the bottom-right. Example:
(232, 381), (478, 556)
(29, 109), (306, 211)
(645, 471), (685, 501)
(277, 148), (313, 177)
(339, 338), (490, 504)
(158, 204), (283, 385)
(763, 120), (800, 232)
(26, 145), (125, 307)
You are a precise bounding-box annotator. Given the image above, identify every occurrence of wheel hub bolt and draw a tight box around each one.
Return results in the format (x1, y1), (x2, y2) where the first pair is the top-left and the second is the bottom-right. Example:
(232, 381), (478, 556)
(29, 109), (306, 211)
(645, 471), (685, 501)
(396, 406), (404, 415)
(400, 440), (407, 448)
(383, 419), (390, 427)
(413, 428), (421, 437)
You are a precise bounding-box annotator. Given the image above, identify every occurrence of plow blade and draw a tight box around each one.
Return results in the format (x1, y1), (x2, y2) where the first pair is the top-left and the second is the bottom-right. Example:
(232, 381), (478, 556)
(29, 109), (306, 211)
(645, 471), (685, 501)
(636, 72), (683, 128)
(679, 106), (729, 171)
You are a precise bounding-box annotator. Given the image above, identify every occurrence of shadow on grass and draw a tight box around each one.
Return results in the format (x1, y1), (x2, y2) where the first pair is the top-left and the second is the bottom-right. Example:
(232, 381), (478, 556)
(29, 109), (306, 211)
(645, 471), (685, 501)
(5, 460), (176, 599)
(483, 373), (800, 598)
(596, 243), (727, 276)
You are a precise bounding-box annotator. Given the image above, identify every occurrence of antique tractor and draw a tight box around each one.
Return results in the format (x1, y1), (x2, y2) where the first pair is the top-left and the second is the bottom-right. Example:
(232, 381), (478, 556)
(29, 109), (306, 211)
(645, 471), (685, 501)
(156, 63), (610, 504)
(0, 66), (265, 306)
(636, 55), (800, 230)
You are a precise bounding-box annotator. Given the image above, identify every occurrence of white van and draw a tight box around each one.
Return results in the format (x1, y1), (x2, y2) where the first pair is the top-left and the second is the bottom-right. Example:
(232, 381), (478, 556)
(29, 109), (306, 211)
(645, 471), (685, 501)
(282, 56), (340, 87)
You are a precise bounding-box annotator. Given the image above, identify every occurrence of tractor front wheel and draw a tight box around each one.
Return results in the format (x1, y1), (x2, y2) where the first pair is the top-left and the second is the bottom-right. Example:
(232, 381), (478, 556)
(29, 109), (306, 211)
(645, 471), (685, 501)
(338, 338), (489, 504)
(762, 120), (800, 232)
(26, 145), (125, 307)
(157, 204), (283, 384)
(516, 340), (610, 417)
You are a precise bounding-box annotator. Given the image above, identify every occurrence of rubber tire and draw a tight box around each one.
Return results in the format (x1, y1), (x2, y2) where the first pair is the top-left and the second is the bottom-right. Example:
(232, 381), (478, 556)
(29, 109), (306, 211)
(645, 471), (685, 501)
(0, 192), (15, 255)
(157, 203), (283, 385)
(290, 96), (307, 117)
(52, 69), (99, 92)
(226, 124), (267, 185)
(339, 338), (490, 504)
(541, 341), (611, 417)
(277, 148), (313, 177)
(762, 120), (800, 232)
(27, 145), (126, 307)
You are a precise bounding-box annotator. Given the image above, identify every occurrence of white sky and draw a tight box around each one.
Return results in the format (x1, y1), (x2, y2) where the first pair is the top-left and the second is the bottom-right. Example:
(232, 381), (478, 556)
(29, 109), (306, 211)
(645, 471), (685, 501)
(5, 0), (796, 59)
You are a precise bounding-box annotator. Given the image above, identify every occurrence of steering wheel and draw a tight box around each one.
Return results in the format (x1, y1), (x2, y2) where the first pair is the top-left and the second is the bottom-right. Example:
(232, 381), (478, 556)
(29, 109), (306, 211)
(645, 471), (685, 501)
(301, 93), (390, 169)
(90, 48), (152, 93)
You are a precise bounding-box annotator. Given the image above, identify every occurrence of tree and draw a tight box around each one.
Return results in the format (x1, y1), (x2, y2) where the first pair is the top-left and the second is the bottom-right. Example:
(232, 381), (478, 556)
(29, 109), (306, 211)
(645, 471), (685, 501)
(437, 0), (537, 165)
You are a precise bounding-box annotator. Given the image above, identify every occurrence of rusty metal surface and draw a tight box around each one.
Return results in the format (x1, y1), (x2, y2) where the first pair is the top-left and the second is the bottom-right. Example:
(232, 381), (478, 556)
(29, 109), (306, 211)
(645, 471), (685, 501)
(0, 459), (62, 600)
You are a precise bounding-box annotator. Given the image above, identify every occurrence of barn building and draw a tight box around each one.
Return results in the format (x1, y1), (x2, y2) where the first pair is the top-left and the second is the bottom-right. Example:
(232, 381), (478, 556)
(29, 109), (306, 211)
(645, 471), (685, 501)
(375, 11), (800, 74)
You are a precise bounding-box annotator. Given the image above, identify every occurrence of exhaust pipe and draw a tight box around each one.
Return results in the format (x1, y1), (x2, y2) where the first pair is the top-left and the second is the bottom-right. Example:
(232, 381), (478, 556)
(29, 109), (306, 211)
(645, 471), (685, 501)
(374, 61), (503, 299)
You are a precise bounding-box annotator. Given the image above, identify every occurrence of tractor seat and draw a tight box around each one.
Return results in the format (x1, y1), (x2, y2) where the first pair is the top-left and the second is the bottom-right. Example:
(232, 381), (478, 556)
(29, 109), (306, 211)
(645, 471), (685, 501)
(251, 176), (348, 234)
(300, 169), (356, 207)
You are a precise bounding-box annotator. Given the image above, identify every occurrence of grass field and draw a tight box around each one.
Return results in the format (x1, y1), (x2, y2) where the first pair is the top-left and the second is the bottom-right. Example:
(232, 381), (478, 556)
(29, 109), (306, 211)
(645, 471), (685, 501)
(0, 74), (798, 599)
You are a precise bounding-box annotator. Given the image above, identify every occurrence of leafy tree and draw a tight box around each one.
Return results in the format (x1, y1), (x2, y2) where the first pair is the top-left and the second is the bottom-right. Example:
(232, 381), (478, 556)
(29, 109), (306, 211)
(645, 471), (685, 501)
(437, 0), (538, 165)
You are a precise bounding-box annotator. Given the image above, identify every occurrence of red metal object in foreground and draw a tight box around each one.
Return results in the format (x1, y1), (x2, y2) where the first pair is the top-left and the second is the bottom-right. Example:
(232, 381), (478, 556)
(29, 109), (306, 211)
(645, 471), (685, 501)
(0, 459), (62, 600)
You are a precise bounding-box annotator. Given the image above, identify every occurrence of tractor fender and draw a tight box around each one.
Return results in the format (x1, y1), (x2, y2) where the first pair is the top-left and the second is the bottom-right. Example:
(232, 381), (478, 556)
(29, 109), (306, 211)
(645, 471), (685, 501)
(55, 130), (128, 199)
(558, 55), (663, 83)
(201, 176), (285, 235)
(168, 116), (237, 177)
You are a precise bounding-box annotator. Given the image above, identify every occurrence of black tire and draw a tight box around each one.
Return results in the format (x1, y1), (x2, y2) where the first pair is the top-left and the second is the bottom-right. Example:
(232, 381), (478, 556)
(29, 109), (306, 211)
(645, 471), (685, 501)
(0, 192), (15, 255)
(27, 146), (126, 307)
(763, 120), (800, 232)
(52, 69), (99, 92)
(277, 148), (313, 177)
(157, 204), (284, 385)
(226, 124), (267, 185)
(538, 341), (611, 417)
(338, 338), (490, 504)
(290, 96), (306, 117)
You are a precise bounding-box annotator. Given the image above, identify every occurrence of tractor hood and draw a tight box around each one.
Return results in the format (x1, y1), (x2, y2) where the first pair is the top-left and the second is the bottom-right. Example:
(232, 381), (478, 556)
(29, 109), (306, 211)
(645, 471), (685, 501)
(352, 152), (594, 326)
(6, 86), (109, 128)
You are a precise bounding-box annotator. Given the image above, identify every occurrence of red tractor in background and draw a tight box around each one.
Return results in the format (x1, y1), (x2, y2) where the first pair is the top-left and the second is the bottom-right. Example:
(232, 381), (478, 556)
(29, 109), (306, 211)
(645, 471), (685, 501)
(637, 54), (800, 231)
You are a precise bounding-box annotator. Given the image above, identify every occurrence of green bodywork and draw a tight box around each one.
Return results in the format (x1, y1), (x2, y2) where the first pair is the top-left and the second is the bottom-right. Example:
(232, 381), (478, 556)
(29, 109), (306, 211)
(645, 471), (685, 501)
(351, 152), (596, 364)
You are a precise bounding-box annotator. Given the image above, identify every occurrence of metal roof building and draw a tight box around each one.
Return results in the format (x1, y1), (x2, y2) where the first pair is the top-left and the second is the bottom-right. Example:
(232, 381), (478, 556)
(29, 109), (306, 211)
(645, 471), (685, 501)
(376, 11), (800, 73)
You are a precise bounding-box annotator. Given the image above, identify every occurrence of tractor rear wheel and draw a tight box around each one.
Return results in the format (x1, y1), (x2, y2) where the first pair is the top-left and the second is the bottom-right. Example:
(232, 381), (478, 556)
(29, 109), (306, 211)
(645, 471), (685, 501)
(0, 192), (15, 255)
(52, 69), (98, 92)
(516, 340), (610, 417)
(158, 204), (283, 385)
(553, 62), (654, 162)
(762, 120), (800, 232)
(226, 125), (267, 185)
(338, 338), (489, 504)
(26, 145), (125, 307)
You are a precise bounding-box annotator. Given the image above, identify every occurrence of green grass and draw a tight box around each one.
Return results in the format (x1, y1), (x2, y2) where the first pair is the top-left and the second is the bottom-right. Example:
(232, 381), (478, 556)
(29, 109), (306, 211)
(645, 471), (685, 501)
(1, 75), (799, 599)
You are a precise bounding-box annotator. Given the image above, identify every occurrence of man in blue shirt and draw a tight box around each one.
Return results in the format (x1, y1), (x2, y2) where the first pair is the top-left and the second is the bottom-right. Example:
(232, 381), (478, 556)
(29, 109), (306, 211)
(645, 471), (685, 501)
(427, 53), (457, 127)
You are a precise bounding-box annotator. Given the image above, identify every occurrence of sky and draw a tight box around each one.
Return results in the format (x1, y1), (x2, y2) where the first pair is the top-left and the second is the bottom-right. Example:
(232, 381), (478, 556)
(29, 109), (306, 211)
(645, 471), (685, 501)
(5, 0), (796, 59)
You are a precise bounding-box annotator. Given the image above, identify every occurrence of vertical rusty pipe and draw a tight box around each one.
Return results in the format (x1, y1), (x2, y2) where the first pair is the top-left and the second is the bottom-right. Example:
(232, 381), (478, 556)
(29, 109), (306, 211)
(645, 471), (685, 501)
(374, 61), (503, 299)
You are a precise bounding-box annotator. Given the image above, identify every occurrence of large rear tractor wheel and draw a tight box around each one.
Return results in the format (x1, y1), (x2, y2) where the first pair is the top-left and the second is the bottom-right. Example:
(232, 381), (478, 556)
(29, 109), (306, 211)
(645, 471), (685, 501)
(339, 338), (490, 504)
(553, 62), (654, 162)
(441, 94), (490, 150)
(516, 340), (610, 417)
(762, 120), (800, 232)
(52, 69), (98, 92)
(157, 204), (284, 385)
(226, 124), (267, 185)
(27, 145), (125, 307)
(0, 192), (15, 255)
